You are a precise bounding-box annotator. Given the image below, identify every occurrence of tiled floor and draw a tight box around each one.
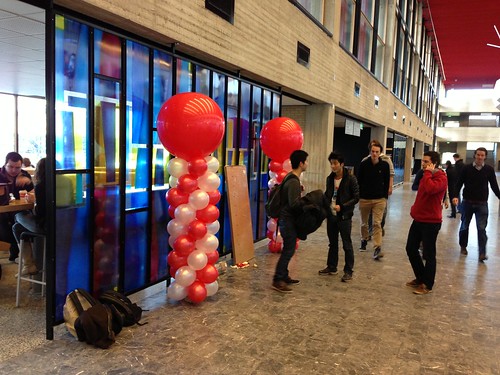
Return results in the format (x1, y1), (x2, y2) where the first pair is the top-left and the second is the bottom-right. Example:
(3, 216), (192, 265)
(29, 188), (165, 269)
(1, 181), (499, 374)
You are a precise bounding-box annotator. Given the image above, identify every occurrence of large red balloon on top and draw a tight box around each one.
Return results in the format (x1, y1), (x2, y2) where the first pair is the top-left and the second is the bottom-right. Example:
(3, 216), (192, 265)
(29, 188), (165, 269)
(260, 117), (303, 162)
(157, 93), (225, 161)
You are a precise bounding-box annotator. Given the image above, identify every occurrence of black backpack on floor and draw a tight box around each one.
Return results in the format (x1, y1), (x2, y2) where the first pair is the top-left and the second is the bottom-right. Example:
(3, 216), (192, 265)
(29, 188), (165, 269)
(63, 288), (123, 349)
(98, 290), (146, 327)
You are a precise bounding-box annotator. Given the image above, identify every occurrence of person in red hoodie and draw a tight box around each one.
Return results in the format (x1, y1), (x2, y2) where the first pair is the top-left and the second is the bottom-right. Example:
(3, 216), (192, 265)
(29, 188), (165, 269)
(405, 151), (447, 295)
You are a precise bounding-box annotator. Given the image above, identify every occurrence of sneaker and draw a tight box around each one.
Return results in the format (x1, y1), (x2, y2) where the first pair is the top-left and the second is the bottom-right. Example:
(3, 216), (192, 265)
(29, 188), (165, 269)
(15, 264), (38, 277)
(285, 277), (300, 284)
(479, 253), (488, 262)
(460, 246), (468, 255)
(359, 240), (367, 251)
(413, 284), (432, 295)
(318, 267), (338, 275)
(405, 279), (420, 288)
(341, 273), (352, 282)
(272, 281), (292, 293)
(373, 247), (384, 259)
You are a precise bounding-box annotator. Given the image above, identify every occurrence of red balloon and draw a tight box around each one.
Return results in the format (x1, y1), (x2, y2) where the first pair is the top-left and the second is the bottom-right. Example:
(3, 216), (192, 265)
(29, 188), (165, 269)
(196, 204), (220, 224)
(167, 250), (188, 269)
(206, 250), (219, 265)
(269, 160), (282, 173)
(156, 93), (225, 161)
(266, 230), (275, 240)
(177, 174), (198, 194)
(206, 189), (221, 205)
(187, 219), (208, 240)
(188, 158), (208, 177)
(260, 117), (304, 162)
(187, 281), (207, 303)
(166, 187), (189, 207)
(196, 264), (219, 283)
(268, 240), (282, 253)
(168, 205), (176, 219)
(173, 234), (196, 257)
(169, 266), (178, 278)
(276, 170), (288, 183)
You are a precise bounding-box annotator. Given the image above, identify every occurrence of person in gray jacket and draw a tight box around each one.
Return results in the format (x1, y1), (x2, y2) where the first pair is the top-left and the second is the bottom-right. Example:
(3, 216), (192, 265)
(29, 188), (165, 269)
(319, 152), (359, 282)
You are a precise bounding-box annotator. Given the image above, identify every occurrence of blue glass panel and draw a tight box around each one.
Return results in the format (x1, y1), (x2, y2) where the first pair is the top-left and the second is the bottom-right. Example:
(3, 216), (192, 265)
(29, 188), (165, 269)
(151, 189), (169, 281)
(55, 173), (90, 321)
(55, 15), (89, 170)
(176, 58), (192, 93)
(94, 29), (121, 79)
(126, 41), (150, 209)
(124, 211), (148, 291)
(152, 131), (169, 188)
(196, 66), (210, 95)
(273, 93), (281, 118)
(153, 50), (173, 129)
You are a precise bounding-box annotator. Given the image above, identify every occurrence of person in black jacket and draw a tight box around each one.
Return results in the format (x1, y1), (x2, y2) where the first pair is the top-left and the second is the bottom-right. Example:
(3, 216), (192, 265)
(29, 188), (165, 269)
(453, 153), (465, 212)
(444, 160), (458, 218)
(272, 150), (308, 293)
(452, 148), (500, 261)
(319, 152), (359, 282)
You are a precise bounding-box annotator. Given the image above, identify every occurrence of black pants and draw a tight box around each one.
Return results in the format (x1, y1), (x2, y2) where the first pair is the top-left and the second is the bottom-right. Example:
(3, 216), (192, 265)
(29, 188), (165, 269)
(0, 212), (18, 258)
(405, 220), (441, 290)
(326, 215), (354, 274)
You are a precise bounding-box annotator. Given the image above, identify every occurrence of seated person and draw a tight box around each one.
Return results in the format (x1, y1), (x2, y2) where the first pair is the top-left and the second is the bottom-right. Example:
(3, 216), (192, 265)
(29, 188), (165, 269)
(0, 152), (34, 261)
(12, 158), (46, 275)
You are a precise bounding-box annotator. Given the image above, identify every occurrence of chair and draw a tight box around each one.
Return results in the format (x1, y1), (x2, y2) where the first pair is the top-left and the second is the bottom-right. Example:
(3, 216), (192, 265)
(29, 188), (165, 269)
(16, 231), (46, 307)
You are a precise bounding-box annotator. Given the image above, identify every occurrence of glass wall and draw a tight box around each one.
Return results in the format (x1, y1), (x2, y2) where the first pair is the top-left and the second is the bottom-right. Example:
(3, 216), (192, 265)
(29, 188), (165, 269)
(52, 13), (281, 321)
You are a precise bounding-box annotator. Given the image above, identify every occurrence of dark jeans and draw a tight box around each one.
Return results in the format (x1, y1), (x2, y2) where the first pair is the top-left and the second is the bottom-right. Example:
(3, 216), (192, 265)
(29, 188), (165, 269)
(273, 216), (297, 282)
(406, 220), (441, 290)
(12, 211), (45, 243)
(326, 215), (354, 274)
(459, 200), (488, 255)
(0, 212), (18, 258)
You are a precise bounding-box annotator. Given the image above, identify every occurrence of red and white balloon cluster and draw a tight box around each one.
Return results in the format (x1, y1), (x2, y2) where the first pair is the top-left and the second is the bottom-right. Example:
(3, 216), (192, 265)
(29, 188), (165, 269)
(259, 117), (304, 253)
(156, 92), (225, 303)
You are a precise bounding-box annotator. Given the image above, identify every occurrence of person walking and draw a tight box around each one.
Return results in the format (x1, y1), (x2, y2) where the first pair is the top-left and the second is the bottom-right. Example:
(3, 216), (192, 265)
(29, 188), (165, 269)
(444, 160), (458, 218)
(319, 152), (359, 282)
(453, 153), (465, 213)
(452, 147), (500, 261)
(272, 150), (308, 293)
(405, 151), (447, 295)
(357, 140), (390, 260)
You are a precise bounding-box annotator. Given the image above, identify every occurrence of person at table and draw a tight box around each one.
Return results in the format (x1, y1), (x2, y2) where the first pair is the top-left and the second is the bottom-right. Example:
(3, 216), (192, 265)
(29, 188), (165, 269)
(12, 158), (46, 275)
(0, 152), (34, 261)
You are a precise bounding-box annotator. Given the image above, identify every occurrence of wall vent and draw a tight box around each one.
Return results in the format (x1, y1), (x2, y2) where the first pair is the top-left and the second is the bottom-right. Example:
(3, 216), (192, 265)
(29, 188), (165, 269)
(297, 42), (310, 67)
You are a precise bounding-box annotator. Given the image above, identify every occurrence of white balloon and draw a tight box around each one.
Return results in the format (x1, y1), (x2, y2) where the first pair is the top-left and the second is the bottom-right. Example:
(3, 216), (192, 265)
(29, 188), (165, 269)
(269, 171), (277, 180)
(188, 190), (210, 210)
(196, 233), (219, 252)
(198, 172), (220, 192)
(268, 178), (278, 189)
(169, 176), (178, 188)
(205, 156), (220, 173)
(187, 250), (208, 270)
(205, 280), (219, 297)
(168, 158), (188, 178)
(167, 282), (187, 301)
(267, 218), (277, 232)
(174, 204), (196, 225)
(175, 266), (196, 287)
(283, 159), (292, 172)
(168, 235), (177, 248)
(206, 220), (220, 235)
(167, 219), (186, 237)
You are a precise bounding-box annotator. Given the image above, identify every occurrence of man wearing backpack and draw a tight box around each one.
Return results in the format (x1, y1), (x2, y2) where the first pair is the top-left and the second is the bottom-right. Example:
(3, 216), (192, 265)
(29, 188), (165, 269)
(272, 149), (308, 293)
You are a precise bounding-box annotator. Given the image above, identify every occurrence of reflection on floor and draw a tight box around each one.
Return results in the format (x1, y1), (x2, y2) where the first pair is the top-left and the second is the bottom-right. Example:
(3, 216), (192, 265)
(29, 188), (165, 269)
(0, 182), (499, 374)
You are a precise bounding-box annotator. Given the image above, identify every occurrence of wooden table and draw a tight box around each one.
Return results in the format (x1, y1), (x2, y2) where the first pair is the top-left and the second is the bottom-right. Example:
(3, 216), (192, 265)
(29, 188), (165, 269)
(0, 199), (34, 214)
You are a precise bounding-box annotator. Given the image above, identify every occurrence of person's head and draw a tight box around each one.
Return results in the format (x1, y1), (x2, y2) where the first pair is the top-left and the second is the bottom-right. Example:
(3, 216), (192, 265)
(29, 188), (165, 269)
(290, 150), (309, 171)
(474, 147), (487, 165)
(328, 152), (344, 174)
(369, 140), (383, 161)
(445, 160), (452, 168)
(422, 151), (441, 169)
(22, 157), (31, 167)
(453, 153), (460, 160)
(34, 158), (46, 185)
(4, 152), (23, 178)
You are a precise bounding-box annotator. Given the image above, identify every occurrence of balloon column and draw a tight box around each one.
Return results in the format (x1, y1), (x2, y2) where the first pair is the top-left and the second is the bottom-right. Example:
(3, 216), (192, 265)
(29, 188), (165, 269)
(260, 117), (303, 252)
(157, 92), (225, 303)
